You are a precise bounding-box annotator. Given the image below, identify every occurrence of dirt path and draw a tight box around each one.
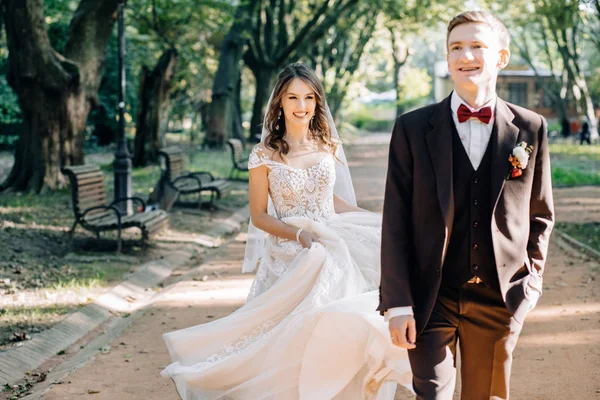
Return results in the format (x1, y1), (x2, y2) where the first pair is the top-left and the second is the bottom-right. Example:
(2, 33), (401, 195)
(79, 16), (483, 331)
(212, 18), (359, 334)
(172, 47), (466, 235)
(41, 135), (600, 400)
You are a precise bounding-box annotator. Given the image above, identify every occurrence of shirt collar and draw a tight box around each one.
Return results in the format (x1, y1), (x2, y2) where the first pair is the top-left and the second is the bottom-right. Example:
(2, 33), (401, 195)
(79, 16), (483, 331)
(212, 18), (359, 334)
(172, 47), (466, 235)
(450, 90), (496, 123)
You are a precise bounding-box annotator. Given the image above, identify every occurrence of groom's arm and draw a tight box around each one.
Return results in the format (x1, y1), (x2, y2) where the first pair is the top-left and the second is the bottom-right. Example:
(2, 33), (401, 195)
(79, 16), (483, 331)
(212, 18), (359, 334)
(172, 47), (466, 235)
(525, 116), (555, 308)
(378, 115), (416, 315)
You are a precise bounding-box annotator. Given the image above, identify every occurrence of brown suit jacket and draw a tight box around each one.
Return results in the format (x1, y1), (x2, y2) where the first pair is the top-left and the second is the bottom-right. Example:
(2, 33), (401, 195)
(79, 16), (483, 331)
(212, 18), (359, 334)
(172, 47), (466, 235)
(378, 94), (555, 334)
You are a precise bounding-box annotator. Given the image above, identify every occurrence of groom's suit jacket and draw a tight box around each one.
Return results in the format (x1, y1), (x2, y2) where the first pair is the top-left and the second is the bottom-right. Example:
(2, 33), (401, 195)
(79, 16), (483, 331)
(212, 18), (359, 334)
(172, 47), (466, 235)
(378, 94), (555, 334)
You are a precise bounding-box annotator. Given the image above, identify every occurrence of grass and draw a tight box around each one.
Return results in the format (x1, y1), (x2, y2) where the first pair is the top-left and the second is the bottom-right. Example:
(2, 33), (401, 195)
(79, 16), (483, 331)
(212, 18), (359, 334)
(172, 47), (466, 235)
(0, 141), (250, 348)
(549, 143), (600, 186)
(49, 260), (132, 290)
(0, 305), (75, 351)
(556, 222), (600, 253)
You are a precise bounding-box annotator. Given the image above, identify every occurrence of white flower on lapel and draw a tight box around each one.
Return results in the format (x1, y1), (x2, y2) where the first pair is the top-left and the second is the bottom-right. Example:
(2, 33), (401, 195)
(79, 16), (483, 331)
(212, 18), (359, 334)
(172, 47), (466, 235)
(508, 141), (534, 179)
(513, 143), (530, 168)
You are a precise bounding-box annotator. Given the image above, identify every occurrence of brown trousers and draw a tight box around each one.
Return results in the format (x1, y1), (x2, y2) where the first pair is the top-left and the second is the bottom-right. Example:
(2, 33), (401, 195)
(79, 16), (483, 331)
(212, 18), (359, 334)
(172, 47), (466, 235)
(407, 283), (523, 400)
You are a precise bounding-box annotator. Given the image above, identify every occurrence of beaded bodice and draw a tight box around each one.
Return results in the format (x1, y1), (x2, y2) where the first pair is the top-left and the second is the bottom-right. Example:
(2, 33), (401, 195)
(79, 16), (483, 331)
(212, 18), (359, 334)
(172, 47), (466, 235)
(248, 146), (336, 221)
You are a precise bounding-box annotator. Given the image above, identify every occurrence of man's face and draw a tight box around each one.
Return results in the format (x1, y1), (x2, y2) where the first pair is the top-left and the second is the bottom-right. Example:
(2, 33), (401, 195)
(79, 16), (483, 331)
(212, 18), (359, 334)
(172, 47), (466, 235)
(446, 22), (509, 92)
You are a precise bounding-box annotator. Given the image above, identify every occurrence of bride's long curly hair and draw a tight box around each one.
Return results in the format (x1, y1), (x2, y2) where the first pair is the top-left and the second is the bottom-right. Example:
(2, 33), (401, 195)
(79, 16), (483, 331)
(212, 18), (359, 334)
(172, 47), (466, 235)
(263, 63), (338, 159)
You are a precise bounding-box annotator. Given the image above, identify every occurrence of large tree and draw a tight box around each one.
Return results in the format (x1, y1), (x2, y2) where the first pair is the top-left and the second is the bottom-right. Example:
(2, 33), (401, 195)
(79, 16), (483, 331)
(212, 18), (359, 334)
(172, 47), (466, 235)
(205, 0), (361, 147)
(204, 0), (257, 148)
(127, 0), (234, 152)
(243, 0), (360, 141)
(2, 0), (119, 192)
(541, 0), (599, 142)
(133, 48), (178, 166)
(488, 0), (599, 142)
(512, 26), (571, 125)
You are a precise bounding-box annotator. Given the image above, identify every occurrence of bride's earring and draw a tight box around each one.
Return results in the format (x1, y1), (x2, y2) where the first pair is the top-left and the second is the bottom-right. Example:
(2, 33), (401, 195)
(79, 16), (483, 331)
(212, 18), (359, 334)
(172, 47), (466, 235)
(276, 108), (282, 131)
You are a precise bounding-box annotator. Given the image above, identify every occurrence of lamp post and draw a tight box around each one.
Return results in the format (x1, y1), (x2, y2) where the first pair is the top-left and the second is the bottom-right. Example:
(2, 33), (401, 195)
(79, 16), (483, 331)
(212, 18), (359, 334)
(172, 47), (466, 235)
(114, 0), (132, 215)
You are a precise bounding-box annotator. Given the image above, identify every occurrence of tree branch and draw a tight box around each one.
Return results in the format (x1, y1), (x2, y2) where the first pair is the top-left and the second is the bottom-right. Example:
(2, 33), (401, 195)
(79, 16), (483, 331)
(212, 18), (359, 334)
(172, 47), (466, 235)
(126, 4), (175, 48)
(277, 0), (358, 65)
(277, 0), (288, 50)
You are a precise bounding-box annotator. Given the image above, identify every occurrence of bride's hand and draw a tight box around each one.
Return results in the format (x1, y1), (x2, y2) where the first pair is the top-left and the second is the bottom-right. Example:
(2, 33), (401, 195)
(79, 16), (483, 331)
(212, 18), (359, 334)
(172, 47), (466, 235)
(298, 230), (319, 248)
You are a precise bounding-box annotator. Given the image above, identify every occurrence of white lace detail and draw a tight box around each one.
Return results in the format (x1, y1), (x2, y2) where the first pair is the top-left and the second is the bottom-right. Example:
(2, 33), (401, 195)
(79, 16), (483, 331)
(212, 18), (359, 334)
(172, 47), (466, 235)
(248, 145), (336, 221)
(247, 236), (304, 301)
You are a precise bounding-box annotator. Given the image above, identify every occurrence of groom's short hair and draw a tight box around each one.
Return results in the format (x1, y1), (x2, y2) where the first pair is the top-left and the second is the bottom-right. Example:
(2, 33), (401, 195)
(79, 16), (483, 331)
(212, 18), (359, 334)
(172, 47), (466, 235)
(447, 11), (510, 49)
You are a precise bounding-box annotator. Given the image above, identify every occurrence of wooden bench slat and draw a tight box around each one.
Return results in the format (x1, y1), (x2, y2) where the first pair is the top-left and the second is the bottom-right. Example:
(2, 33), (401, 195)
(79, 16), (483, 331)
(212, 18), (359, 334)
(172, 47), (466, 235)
(75, 176), (105, 186)
(63, 165), (101, 174)
(78, 199), (108, 209)
(74, 170), (104, 180)
(77, 192), (108, 205)
(82, 211), (113, 222)
(77, 187), (107, 199)
(64, 164), (168, 249)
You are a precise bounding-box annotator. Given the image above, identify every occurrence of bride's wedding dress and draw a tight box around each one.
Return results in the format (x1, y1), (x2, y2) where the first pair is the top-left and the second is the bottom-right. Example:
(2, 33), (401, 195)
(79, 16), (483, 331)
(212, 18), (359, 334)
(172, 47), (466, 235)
(161, 146), (412, 399)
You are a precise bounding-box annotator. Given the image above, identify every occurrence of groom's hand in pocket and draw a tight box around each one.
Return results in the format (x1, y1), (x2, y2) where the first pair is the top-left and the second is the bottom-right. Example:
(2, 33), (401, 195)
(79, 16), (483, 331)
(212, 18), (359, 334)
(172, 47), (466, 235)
(389, 315), (416, 349)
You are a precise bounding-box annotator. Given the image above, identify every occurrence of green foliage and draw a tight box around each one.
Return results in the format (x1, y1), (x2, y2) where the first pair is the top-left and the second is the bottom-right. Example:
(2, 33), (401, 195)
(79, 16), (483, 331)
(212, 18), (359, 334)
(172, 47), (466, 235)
(0, 0), (235, 149)
(0, 76), (21, 124)
(549, 143), (600, 186)
(556, 222), (600, 252)
(44, 0), (73, 53)
(348, 104), (395, 132)
(396, 67), (432, 105)
(125, 0), (234, 121)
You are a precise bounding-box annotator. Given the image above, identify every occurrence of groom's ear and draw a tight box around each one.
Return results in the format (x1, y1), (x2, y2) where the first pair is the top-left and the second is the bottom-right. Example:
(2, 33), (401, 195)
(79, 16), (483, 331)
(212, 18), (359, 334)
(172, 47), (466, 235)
(497, 47), (510, 70)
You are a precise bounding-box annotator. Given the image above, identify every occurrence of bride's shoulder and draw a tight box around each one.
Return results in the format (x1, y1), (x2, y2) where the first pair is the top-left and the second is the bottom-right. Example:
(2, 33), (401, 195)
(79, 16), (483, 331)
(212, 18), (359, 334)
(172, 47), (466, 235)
(251, 142), (273, 157)
(249, 142), (274, 169)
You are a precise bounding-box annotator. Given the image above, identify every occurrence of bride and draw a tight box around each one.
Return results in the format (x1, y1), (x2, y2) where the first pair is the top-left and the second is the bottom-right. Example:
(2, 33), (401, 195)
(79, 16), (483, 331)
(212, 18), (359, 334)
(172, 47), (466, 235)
(161, 63), (412, 399)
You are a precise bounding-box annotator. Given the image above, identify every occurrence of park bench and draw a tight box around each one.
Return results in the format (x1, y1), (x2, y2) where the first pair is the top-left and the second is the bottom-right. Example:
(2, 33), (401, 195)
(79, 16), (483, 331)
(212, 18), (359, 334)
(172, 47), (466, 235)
(158, 147), (232, 206)
(226, 138), (249, 179)
(62, 165), (169, 252)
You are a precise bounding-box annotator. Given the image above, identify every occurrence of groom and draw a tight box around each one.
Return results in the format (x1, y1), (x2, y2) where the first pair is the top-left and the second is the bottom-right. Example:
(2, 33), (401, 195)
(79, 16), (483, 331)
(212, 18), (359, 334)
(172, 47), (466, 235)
(379, 11), (554, 399)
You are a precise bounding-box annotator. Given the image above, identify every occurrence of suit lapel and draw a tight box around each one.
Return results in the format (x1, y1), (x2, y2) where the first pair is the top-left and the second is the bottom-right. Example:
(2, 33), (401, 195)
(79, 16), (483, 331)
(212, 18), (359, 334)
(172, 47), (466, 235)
(425, 95), (454, 233)
(490, 98), (520, 206)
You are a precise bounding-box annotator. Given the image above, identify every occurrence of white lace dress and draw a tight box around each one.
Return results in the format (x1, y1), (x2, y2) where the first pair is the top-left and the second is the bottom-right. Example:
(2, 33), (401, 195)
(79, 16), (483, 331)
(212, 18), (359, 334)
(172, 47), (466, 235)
(161, 145), (412, 400)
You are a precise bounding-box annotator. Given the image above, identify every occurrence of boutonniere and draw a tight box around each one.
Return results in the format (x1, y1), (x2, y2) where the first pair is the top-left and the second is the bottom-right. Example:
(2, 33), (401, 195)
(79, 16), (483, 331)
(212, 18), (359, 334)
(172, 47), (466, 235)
(507, 141), (534, 179)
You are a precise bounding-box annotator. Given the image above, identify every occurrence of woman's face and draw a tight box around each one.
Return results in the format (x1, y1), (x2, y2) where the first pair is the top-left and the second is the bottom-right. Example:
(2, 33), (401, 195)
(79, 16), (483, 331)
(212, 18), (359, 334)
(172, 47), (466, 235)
(280, 78), (317, 132)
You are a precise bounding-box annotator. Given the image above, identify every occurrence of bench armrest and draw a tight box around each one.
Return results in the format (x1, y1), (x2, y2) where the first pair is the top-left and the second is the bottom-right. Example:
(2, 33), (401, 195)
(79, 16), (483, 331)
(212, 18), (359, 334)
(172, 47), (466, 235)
(81, 205), (122, 225)
(110, 197), (147, 212)
(185, 171), (215, 181)
(173, 174), (203, 188)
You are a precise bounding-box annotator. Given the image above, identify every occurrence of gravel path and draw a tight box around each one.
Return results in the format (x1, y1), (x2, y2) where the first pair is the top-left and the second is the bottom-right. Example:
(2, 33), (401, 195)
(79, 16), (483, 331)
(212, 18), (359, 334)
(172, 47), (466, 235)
(17, 136), (600, 399)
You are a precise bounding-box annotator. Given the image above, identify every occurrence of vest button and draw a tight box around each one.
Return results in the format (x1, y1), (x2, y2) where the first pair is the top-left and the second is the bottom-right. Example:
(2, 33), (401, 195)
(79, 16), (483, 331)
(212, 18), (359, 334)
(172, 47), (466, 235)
(472, 264), (479, 271)
(473, 221), (479, 228)
(473, 199), (479, 206)
(472, 244), (478, 250)
(473, 177), (479, 184)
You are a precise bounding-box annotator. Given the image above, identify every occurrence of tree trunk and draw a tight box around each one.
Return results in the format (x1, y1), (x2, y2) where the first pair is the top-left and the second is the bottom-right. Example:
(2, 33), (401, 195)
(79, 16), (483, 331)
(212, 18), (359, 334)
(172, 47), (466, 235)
(248, 66), (277, 142)
(133, 48), (177, 166)
(3, 91), (70, 192)
(204, 8), (249, 148)
(231, 70), (245, 144)
(1, 0), (118, 193)
(573, 71), (598, 142)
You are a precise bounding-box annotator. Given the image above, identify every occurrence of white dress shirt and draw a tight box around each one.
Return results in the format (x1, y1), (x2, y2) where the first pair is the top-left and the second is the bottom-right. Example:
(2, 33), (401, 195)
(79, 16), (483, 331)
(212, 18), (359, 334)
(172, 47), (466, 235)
(384, 91), (539, 321)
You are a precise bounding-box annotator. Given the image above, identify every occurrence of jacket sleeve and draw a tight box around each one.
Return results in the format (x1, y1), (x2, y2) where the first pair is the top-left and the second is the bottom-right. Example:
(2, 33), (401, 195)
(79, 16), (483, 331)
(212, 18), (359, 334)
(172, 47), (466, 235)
(526, 116), (555, 295)
(378, 116), (416, 314)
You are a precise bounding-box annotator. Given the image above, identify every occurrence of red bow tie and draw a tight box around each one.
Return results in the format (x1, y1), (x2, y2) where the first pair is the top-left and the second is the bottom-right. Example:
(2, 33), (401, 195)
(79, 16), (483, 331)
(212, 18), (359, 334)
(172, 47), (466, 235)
(457, 104), (492, 124)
